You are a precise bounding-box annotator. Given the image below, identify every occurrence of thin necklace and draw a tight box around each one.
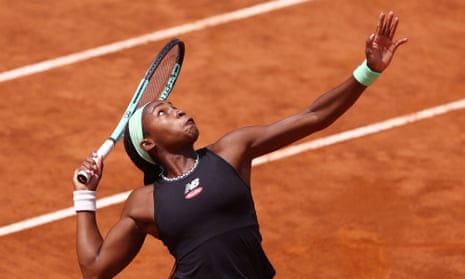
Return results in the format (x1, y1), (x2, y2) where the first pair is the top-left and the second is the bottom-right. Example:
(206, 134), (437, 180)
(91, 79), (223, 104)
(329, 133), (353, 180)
(160, 153), (200, 182)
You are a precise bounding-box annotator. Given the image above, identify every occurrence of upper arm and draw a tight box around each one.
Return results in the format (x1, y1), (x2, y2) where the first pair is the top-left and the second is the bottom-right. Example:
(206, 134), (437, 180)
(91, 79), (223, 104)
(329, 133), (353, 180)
(245, 111), (322, 157)
(91, 215), (147, 278)
(210, 110), (321, 163)
(78, 188), (152, 279)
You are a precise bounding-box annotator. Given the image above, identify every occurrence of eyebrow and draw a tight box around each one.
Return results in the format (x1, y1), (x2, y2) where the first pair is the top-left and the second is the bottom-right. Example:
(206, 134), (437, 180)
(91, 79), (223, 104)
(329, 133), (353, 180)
(150, 101), (173, 113)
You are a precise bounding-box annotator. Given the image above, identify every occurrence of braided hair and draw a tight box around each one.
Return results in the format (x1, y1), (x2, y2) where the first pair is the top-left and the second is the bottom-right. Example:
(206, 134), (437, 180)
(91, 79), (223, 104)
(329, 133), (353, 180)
(123, 126), (162, 185)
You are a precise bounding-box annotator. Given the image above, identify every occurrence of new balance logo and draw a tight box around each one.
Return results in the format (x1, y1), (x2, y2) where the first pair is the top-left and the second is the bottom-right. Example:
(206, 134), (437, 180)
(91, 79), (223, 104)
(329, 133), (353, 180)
(184, 178), (203, 199)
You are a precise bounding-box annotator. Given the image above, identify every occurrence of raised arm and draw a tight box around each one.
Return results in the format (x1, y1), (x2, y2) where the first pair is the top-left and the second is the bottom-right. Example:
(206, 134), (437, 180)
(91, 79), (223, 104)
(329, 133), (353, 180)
(211, 11), (408, 170)
(73, 154), (148, 279)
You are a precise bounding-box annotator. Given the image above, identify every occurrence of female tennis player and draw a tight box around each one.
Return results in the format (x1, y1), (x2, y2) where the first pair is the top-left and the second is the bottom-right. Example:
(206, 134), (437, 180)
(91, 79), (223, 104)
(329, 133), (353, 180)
(73, 11), (407, 279)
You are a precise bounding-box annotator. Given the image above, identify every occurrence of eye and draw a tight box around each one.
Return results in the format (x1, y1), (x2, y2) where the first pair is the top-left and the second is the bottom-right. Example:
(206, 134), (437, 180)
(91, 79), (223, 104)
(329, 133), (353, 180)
(157, 109), (166, 116)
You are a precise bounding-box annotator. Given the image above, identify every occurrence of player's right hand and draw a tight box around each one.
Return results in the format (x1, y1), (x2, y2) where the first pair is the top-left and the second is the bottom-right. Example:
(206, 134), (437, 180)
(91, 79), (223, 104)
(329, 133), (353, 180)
(73, 152), (103, 191)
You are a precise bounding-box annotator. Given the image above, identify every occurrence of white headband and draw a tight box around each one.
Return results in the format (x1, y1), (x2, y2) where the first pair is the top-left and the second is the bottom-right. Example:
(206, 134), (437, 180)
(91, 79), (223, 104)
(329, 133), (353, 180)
(128, 104), (156, 164)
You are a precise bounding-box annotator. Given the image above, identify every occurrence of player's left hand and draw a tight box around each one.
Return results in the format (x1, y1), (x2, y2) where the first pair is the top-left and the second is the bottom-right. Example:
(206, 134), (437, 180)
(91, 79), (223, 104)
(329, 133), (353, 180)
(365, 11), (408, 72)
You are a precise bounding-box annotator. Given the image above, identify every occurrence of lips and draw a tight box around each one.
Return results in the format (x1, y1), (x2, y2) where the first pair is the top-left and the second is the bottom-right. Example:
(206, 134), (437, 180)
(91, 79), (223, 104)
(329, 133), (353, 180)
(184, 117), (195, 126)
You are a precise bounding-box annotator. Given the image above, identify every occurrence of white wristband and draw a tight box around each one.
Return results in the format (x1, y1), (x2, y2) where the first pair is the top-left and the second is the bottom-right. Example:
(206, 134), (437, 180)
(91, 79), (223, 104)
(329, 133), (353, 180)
(353, 59), (381, 86)
(73, 190), (96, 212)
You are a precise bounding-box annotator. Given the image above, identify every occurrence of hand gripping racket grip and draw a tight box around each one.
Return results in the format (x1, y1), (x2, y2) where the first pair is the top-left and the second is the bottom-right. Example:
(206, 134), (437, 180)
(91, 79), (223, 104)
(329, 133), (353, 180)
(76, 139), (115, 184)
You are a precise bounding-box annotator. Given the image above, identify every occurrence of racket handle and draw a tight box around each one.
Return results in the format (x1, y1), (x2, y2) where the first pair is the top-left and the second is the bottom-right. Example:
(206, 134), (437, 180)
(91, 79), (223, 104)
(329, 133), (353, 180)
(76, 139), (115, 184)
(77, 171), (91, 184)
(96, 139), (115, 159)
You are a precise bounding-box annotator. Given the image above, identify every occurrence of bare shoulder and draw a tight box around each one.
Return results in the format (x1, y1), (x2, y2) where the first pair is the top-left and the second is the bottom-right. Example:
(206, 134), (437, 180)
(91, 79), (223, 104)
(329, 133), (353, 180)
(208, 127), (255, 158)
(122, 185), (157, 236)
(126, 185), (154, 202)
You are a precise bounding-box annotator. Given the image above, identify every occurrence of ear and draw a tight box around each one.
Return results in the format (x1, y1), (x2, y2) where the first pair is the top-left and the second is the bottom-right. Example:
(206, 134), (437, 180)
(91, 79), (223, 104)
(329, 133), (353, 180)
(140, 138), (156, 152)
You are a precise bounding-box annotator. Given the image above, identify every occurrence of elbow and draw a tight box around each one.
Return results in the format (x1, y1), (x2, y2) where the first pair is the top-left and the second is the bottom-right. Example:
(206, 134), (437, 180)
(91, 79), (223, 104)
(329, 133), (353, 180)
(78, 265), (99, 279)
(78, 262), (113, 279)
(318, 118), (338, 131)
(310, 112), (338, 132)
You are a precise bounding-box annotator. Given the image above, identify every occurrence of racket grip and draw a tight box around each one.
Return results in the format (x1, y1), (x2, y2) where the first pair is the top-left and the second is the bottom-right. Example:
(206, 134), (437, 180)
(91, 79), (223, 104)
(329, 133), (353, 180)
(77, 170), (91, 184)
(76, 139), (115, 184)
(96, 139), (115, 159)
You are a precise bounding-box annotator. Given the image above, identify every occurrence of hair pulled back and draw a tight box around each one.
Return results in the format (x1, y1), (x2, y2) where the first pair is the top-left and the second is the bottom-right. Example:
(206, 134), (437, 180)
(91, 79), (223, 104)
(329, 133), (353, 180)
(123, 126), (162, 185)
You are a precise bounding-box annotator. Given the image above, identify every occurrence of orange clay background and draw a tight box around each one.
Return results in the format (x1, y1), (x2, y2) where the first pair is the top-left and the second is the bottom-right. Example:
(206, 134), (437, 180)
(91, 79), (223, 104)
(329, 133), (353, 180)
(1, 0), (465, 278)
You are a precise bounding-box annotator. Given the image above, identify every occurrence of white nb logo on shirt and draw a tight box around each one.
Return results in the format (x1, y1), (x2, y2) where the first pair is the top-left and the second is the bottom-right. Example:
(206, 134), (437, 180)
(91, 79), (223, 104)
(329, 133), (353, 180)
(184, 178), (200, 194)
(184, 178), (203, 200)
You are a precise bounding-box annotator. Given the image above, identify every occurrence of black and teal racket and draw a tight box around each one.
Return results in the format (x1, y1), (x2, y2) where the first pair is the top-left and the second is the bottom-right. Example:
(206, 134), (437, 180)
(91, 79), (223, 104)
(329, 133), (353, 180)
(77, 38), (185, 184)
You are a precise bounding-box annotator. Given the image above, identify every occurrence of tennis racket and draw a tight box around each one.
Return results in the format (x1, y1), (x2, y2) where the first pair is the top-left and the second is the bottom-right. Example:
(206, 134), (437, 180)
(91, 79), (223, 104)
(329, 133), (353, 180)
(77, 38), (185, 184)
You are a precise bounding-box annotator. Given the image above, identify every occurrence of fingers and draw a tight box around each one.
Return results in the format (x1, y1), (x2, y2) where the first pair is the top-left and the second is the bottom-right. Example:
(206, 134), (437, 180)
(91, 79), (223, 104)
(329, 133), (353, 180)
(375, 12), (383, 37)
(383, 12), (394, 36)
(82, 153), (101, 174)
(391, 37), (409, 54)
(389, 16), (399, 39)
(377, 11), (400, 39)
(73, 152), (103, 190)
(381, 11), (409, 54)
(366, 33), (375, 46)
(366, 11), (407, 71)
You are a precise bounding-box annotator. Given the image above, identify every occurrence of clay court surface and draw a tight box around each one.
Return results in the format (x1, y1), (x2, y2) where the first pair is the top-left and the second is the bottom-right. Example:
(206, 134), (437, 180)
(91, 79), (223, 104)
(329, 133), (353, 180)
(1, 0), (465, 278)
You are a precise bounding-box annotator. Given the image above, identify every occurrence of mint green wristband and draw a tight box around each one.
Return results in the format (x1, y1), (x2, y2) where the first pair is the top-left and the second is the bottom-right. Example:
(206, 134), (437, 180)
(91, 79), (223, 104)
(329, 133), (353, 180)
(353, 60), (381, 86)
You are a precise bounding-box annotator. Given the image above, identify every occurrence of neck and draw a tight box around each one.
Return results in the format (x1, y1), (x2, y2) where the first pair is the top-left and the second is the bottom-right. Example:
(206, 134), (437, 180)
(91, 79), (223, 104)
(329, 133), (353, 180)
(160, 152), (199, 182)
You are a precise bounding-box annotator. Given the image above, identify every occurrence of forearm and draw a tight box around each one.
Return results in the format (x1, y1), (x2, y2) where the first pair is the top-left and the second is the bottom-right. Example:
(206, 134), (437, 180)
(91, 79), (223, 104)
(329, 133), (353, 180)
(307, 75), (367, 130)
(306, 10), (408, 130)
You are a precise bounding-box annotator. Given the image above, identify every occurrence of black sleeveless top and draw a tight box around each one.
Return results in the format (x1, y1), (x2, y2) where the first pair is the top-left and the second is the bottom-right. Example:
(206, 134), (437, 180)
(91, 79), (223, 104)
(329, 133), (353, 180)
(153, 148), (275, 278)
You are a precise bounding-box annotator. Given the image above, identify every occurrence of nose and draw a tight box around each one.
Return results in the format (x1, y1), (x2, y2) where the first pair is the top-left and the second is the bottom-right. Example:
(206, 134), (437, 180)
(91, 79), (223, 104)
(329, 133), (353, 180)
(175, 108), (186, 118)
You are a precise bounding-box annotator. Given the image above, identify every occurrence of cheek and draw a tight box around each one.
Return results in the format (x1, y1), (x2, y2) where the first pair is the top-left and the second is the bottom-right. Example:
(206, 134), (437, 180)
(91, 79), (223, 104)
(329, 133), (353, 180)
(153, 124), (180, 143)
(145, 118), (170, 135)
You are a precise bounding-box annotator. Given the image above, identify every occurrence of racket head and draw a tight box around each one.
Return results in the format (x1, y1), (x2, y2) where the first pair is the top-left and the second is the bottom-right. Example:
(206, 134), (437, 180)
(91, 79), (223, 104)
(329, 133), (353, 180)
(109, 38), (185, 142)
(139, 38), (185, 105)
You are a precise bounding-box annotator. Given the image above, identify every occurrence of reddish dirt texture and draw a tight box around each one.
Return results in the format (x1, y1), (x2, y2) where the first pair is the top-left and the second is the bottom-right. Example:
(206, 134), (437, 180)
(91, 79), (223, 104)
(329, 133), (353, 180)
(1, 0), (465, 278)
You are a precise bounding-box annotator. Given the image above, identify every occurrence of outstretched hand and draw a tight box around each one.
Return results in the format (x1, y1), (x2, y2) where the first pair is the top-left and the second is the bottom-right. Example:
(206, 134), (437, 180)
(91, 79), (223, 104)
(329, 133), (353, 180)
(365, 11), (408, 72)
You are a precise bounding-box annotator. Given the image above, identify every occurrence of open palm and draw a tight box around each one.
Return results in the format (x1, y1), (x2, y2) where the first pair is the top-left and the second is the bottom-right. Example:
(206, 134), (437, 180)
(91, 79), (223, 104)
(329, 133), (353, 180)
(366, 12), (408, 72)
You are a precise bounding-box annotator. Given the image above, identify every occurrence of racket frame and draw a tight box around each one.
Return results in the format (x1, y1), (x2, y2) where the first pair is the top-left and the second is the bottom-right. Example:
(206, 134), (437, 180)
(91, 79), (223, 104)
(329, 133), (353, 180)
(77, 39), (184, 184)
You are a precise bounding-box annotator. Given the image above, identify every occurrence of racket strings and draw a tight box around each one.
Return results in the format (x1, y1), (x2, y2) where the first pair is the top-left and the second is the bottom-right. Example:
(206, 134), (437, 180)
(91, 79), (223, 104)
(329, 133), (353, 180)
(138, 46), (180, 107)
